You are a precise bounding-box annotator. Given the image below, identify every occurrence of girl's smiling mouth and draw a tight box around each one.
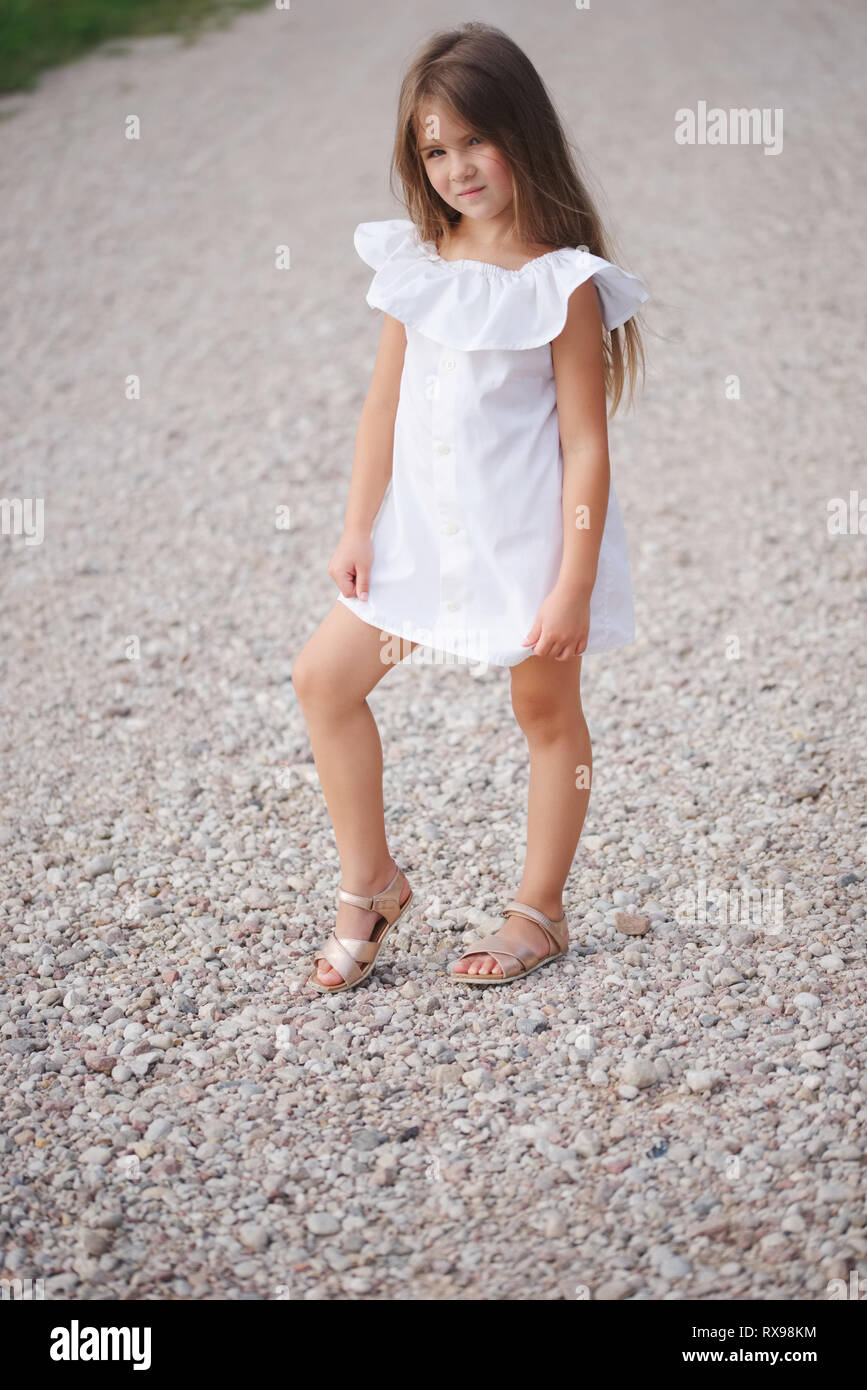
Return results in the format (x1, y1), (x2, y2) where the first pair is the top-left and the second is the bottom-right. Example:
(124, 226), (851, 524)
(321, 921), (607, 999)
(458, 185), (486, 197)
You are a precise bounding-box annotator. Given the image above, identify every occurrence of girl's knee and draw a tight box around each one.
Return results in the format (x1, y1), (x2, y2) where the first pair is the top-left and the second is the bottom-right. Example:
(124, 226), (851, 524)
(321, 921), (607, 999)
(291, 638), (370, 713)
(291, 643), (334, 710)
(510, 683), (583, 739)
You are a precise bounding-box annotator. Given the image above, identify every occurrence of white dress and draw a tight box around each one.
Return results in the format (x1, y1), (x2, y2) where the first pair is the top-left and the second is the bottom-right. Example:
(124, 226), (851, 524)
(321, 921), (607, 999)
(338, 218), (650, 669)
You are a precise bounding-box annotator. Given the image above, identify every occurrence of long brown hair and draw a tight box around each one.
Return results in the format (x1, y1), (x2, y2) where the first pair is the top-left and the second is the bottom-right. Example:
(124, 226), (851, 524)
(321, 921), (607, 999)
(389, 21), (647, 415)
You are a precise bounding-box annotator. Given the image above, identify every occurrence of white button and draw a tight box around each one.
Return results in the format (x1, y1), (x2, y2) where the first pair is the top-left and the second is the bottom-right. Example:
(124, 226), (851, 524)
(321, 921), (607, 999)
(435, 442), (452, 455)
(446, 600), (462, 612)
(441, 522), (459, 535)
(441, 358), (455, 371)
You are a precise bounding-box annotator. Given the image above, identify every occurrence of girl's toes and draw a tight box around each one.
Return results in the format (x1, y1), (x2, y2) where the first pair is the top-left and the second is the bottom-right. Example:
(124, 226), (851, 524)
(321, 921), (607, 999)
(317, 963), (342, 987)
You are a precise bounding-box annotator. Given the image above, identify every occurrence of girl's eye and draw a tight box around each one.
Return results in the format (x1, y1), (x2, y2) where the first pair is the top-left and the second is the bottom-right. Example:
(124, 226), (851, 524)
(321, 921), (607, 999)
(426, 136), (483, 158)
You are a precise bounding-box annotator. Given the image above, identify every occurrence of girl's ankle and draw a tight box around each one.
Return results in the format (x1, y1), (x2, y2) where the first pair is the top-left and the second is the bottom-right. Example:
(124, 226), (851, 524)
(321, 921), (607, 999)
(515, 892), (563, 921)
(342, 859), (398, 895)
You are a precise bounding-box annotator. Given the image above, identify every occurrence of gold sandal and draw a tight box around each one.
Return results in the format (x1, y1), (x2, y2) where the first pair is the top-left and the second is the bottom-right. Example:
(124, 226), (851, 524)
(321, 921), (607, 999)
(448, 899), (568, 986)
(308, 864), (413, 994)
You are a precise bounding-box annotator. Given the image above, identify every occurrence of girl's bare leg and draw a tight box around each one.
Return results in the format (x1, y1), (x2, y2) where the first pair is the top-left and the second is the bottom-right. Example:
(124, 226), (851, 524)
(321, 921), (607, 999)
(292, 603), (417, 986)
(453, 653), (590, 976)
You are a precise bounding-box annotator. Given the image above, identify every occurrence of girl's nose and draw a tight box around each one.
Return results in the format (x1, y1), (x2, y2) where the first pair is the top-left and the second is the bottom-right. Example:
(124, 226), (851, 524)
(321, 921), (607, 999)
(451, 159), (477, 185)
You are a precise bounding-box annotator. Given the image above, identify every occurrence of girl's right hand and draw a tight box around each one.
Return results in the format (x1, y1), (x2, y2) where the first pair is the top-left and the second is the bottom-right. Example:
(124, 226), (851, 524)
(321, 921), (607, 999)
(328, 529), (373, 601)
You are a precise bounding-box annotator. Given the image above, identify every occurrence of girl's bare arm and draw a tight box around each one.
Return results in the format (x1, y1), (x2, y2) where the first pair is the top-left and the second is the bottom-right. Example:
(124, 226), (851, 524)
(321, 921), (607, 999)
(523, 280), (609, 658)
(329, 313), (406, 601)
(343, 312), (407, 535)
(550, 278), (611, 598)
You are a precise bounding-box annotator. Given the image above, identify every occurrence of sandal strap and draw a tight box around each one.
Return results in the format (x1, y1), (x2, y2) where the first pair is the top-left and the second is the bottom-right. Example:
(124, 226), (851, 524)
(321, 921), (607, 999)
(338, 865), (403, 919)
(455, 933), (535, 977)
(453, 901), (569, 979)
(503, 900), (568, 955)
(314, 932), (380, 984)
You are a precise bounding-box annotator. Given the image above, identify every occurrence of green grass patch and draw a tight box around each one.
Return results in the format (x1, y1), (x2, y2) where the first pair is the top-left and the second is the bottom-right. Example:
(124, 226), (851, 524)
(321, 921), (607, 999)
(0, 0), (272, 94)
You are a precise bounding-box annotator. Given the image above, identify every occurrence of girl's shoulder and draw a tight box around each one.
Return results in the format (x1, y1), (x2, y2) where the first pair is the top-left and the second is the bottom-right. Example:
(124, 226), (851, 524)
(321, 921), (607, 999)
(353, 217), (650, 351)
(354, 218), (419, 270)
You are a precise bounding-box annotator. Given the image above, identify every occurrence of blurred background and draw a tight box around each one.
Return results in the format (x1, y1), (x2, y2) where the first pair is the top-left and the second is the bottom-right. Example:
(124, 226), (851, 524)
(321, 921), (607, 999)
(0, 0), (269, 94)
(0, 0), (865, 1306)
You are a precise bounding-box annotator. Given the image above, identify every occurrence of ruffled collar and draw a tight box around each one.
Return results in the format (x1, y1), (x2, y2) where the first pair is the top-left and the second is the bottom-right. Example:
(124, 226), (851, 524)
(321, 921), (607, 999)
(355, 217), (649, 351)
(416, 234), (573, 280)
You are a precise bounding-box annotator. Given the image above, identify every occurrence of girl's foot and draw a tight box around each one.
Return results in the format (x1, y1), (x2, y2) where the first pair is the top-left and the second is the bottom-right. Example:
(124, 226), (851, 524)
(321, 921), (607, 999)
(314, 860), (412, 988)
(451, 901), (563, 977)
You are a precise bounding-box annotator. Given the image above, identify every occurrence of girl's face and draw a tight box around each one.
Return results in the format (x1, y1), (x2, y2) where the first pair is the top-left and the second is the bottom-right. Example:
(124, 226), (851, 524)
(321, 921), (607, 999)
(416, 104), (513, 222)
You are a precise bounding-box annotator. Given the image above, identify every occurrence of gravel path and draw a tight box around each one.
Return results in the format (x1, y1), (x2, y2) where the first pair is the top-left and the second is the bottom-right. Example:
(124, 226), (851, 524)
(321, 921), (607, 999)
(1, 0), (865, 1301)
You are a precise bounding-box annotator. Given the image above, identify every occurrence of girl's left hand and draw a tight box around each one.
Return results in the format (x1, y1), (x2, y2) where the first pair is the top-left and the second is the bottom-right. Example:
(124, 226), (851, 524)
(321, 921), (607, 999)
(522, 581), (591, 660)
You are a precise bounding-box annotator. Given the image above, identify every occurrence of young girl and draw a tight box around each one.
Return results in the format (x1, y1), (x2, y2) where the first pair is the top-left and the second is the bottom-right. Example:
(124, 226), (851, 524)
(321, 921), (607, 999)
(292, 21), (649, 993)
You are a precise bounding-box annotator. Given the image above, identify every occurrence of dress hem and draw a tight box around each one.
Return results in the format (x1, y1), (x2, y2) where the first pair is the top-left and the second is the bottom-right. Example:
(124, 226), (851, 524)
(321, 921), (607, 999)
(336, 593), (635, 668)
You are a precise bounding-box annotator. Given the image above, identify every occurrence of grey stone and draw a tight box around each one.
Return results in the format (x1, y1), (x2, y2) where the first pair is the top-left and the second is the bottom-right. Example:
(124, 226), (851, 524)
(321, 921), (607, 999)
(307, 1213), (340, 1237)
(349, 1128), (388, 1151)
